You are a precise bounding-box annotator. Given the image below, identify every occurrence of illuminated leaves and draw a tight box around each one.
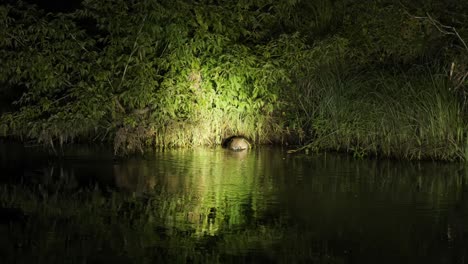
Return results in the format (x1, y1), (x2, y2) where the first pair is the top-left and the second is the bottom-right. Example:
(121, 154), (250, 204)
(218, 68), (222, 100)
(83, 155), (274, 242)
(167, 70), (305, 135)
(0, 0), (311, 151)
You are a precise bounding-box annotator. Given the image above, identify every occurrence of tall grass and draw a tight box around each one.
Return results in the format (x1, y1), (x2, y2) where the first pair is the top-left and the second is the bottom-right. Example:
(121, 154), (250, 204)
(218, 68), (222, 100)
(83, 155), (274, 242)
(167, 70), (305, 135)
(288, 66), (466, 161)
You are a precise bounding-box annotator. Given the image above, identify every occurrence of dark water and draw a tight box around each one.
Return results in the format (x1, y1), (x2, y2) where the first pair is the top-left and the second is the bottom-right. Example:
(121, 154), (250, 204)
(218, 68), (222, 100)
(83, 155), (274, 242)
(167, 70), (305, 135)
(1, 142), (468, 263)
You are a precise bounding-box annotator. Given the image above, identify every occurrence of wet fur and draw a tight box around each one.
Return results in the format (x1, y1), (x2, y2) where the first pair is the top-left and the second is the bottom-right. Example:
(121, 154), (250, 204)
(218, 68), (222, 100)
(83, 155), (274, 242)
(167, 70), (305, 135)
(222, 136), (250, 151)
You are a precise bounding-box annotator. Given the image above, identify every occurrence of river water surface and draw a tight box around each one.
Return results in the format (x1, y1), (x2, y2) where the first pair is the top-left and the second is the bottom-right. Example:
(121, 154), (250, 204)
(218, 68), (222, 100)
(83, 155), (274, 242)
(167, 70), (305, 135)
(1, 142), (467, 263)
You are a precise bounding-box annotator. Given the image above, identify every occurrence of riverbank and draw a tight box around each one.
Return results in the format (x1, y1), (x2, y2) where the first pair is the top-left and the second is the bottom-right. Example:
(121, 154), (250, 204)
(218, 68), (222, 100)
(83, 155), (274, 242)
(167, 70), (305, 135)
(1, 0), (467, 161)
(1, 66), (466, 161)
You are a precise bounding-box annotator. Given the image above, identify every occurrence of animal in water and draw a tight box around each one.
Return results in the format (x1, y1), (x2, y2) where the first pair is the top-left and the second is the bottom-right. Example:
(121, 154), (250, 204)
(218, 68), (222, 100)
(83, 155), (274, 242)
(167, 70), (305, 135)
(223, 136), (250, 151)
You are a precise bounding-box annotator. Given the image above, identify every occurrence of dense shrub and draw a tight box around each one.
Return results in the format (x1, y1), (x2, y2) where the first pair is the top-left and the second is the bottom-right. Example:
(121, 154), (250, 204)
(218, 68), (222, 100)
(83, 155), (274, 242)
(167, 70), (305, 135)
(1, 0), (468, 159)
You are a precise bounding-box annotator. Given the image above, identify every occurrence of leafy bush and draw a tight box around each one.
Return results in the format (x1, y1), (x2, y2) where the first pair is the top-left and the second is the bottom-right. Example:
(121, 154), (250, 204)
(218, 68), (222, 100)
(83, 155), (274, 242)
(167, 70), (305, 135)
(0, 0), (311, 152)
(1, 0), (468, 160)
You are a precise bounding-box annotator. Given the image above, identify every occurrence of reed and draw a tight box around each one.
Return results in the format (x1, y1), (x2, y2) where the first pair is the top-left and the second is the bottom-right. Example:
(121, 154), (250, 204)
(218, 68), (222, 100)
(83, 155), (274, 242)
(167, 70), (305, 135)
(288, 66), (466, 161)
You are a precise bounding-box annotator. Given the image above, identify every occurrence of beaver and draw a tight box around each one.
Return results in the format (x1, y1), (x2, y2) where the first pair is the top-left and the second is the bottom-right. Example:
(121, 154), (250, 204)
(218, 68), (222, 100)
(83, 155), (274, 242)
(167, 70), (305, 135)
(222, 136), (250, 151)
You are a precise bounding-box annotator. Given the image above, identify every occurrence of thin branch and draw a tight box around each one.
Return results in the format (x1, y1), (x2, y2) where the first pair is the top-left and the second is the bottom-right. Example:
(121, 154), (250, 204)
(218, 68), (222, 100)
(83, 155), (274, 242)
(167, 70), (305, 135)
(403, 9), (468, 52)
(120, 14), (148, 87)
(6, 32), (26, 47)
(64, 24), (90, 53)
(426, 13), (468, 52)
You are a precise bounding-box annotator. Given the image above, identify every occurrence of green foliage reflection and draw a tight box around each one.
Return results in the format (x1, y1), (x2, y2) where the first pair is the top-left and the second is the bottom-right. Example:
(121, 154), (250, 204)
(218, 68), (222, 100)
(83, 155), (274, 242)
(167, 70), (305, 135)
(1, 147), (468, 263)
(112, 148), (279, 237)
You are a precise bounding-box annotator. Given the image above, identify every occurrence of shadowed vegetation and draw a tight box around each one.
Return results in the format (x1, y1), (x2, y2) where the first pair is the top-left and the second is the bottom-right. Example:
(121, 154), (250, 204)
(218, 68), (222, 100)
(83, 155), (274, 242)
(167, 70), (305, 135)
(287, 67), (466, 160)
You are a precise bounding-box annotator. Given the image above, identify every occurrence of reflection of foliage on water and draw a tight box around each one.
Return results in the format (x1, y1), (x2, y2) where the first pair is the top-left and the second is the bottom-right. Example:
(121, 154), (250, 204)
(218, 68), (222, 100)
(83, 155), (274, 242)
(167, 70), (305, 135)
(2, 147), (468, 262)
(294, 154), (468, 203)
(0, 184), (288, 263)
(279, 153), (468, 263)
(0, 148), (291, 262)
(113, 148), (281, 237)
